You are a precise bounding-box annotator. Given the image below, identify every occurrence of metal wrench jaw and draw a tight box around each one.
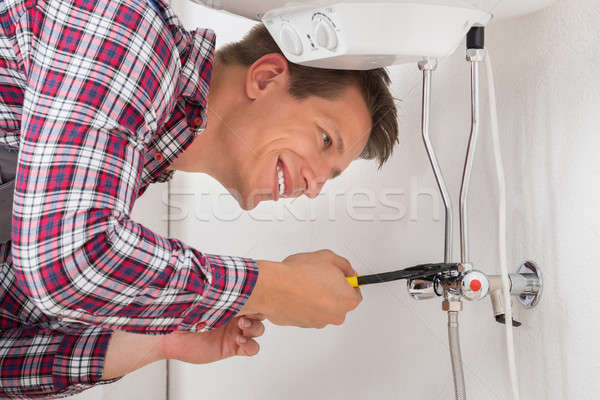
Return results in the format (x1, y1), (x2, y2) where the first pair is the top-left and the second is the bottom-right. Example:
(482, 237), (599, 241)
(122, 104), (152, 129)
(407, 278), (439, 300)
(406, 263), (462, 300)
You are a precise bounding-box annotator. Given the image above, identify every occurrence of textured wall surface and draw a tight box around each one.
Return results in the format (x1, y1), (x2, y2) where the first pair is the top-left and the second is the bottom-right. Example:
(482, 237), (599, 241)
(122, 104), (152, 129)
(484, 1), (600, 398)
(165, 0), (600, 399)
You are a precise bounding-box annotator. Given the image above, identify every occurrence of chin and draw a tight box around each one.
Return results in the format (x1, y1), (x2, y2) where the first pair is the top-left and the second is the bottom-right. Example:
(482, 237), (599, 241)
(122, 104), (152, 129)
(225, 186), (255, 211)
(230, 184), (270, 211)
(237, 195), (260, 211)
(239, 201), (255, 211)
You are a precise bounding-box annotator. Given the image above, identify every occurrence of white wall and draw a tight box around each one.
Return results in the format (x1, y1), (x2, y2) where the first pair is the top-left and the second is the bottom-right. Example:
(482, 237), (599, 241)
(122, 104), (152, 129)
(168, 0), (600, 399)
(483, 2), (600, 398)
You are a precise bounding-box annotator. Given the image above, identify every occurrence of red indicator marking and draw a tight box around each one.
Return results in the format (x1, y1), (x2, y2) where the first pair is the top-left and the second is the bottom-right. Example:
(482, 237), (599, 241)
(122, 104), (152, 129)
(470, 279), (482, 292)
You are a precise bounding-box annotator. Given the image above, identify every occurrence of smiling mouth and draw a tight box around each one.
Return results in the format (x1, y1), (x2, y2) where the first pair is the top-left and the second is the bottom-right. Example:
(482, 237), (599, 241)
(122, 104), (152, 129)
(276, 160), (286, 198)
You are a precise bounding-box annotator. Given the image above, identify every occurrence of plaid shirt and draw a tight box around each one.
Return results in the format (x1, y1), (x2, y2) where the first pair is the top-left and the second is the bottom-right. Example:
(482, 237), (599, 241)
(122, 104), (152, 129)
(0, 0), (258, 397)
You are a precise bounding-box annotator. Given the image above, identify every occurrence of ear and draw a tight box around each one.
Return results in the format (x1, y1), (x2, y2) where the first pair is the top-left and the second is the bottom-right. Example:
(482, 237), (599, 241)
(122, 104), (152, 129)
(245, 53), (290, 100)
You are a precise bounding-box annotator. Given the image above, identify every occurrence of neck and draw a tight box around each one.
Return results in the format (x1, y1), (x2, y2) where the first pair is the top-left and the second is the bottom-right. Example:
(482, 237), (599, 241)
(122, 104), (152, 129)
(168, 58), (244, 179)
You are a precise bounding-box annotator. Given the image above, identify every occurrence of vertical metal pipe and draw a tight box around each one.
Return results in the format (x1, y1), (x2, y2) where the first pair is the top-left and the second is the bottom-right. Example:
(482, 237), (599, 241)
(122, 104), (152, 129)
(448, 311), (466, 400)
(418, 59), (453, 263)
(459, 51), (484, 263)
(419, 59), (466, 400)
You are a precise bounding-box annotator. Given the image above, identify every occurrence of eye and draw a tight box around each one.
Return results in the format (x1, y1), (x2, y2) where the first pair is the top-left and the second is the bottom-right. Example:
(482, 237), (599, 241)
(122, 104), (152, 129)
(321, 131), (332, 148)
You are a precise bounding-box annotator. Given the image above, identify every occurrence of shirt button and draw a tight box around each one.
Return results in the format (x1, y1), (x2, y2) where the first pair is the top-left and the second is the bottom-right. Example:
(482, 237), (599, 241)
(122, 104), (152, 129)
(153, 151), (164, 162)
(192, 116), (203, 128)
(195, 321), (206, 331)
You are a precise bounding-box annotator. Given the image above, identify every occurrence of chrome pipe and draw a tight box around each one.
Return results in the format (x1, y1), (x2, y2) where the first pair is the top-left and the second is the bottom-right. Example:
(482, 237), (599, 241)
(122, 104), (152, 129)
(418, 59), (453, 263)
(459, 49), (485, 263)
(448, 311), (466, 400)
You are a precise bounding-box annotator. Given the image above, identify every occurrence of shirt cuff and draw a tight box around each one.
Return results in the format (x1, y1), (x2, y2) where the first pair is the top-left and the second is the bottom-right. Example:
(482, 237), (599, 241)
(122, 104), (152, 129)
(182, 254), (259, 332)
(52, 325), (119, 393)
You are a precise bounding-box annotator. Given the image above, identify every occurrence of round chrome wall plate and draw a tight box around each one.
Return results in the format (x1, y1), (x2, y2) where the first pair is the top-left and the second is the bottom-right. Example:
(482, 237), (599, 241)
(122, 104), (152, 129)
(515, 261), (543, 308)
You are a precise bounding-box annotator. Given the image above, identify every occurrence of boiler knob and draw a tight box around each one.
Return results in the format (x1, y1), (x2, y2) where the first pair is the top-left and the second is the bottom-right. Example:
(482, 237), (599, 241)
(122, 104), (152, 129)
(461, 270), (489, 301)
(314, 20), (338, 50)
(279, 25), (303, 56)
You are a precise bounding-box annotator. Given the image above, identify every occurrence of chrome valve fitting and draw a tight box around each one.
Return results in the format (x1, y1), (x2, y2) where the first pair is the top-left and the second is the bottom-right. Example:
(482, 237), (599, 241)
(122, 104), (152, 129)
(461, 270), (489, 301)
(406, 261), (542, 309)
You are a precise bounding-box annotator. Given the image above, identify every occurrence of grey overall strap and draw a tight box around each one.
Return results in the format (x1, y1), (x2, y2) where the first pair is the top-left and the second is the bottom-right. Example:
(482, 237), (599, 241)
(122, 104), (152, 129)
(0, 145), (17, 243)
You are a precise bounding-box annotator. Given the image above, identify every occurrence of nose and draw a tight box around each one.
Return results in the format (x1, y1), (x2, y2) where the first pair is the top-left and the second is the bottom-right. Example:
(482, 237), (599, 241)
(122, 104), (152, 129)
(301, 166), (327, 199)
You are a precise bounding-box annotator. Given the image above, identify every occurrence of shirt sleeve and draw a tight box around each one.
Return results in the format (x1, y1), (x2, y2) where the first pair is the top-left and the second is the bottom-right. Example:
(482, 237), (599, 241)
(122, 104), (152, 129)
(0, 322), (118, 399)
(10, 0), (258, 334)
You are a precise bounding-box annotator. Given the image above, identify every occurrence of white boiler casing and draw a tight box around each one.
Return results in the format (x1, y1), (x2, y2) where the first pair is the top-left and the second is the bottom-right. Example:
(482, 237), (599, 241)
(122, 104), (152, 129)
(190, 1), (555, 69)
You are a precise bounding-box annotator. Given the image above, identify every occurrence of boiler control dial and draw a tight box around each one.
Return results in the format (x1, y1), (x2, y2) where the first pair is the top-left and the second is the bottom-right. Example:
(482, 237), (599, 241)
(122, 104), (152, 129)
(314, 19), (338, 50)
(279, 24), (303, 56)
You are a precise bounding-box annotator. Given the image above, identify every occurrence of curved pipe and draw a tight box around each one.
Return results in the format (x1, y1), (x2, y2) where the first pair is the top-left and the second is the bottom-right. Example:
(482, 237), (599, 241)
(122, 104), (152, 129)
(418, 59), (453, 264)
(459, 55), (482, 263)
(419, 59), (465, 400)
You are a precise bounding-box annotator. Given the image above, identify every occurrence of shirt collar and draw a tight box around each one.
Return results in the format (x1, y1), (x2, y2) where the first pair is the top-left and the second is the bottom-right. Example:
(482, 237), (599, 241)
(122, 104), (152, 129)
(151, 0), (215, 120)
(177, 28), (215, 112)
(139, 0), (216, 186)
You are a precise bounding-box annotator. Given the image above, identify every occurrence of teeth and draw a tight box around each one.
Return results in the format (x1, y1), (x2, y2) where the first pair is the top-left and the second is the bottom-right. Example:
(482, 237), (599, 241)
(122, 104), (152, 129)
(277, 163), (285, 197)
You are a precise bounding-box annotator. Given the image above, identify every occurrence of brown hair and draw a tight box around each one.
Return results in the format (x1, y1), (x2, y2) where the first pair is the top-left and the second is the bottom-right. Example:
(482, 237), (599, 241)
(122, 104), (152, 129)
(217, 24), (398, 167)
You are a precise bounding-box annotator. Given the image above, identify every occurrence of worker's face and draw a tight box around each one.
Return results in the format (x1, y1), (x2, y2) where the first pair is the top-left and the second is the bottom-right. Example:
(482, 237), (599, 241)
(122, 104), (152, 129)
(221, 55), (372, 210)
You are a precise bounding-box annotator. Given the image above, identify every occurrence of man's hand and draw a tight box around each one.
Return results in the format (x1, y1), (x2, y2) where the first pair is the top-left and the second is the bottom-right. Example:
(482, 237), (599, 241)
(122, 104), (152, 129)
(160, 314), (265, 364)
(240, 249), (362, 328)
(101, 314), (265, 380)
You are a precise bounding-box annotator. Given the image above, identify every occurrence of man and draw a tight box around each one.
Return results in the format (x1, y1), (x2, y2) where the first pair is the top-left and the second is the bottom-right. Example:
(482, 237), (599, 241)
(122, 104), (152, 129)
(0, 0), (398, 397)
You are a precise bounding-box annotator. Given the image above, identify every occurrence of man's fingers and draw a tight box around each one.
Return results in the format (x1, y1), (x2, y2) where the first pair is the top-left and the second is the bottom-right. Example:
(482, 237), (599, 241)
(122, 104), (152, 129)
(236, 338), (260, 356)
(239, 318), (265, 338)
(316, 249), (356, 276)
(234, 316), (264, 357)
(334, 255), (356, 277)
(246, 313), (266, 321)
